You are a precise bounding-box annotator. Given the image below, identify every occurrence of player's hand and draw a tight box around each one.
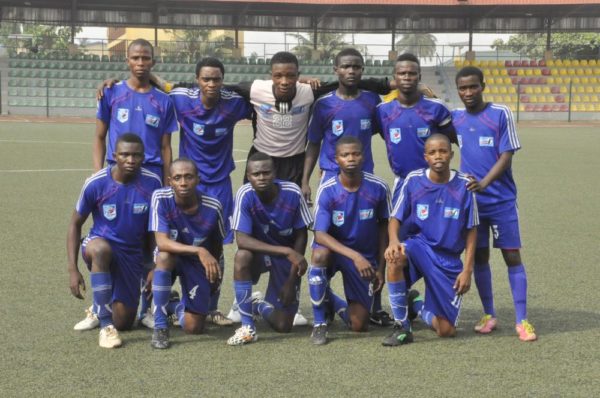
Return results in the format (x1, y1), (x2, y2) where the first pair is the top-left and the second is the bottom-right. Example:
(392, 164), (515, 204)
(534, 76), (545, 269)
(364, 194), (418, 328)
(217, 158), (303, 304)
(353, 254), (375, 280)
(197, 248), (221, 284)
(384, 241), (406, 264)
(418, 82), (437, 98)
(95, 78), (119, 100)
(143, 269), (154, 300)
(372, 270), (385, 293)
(299, 77), (321, 90)
(466, 175), (486, 193)
(453, 269), (472, 295)
(287, 250), (308, 276)
(279, 281), (298, 307)
(69, 269), (86, 299)
(301, 181), (312, 206)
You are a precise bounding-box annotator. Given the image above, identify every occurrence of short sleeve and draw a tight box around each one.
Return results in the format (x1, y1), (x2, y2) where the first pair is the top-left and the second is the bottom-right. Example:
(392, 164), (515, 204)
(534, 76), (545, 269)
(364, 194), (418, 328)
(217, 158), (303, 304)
(435, 102), (452, 129)
(75, 179), (96, 217)
(149, 191), (170, 233)
(162, 98), (179, 134)
(307, 102), (325, 143)
(498, 106), (521, 153)
(391, 179), (411, 223)
(231, 189), (253, 235)
(377, 183), (392, 221)
(96, 87), (112, 123)
(293, 193), (314, 229)
(313, 188), (332, 232)
(466, 191), (479, 229)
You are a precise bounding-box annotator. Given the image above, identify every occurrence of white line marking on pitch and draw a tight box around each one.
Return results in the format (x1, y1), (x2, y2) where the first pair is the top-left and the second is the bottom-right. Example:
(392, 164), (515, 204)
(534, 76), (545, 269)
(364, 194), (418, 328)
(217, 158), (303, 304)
(0, 139), (90, 145)
(0, 168), (92, 173)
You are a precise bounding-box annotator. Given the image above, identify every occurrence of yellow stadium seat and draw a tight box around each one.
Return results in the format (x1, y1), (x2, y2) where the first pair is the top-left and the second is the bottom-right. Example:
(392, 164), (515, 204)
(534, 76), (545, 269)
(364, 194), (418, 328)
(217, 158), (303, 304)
(560, 86), (568, 94)
(573, 94), (582, 102)
(555, 59), (564, 67)
(454, 59), (462, 68)
(503, 77), (512, 85)
(576, 85), (585, 93)
(580, 60), (588, 66)
(585, 103), (594, 112)
(489, 86), (498, 94)
(500, 69), (508, 76)
(546, 60), (555, 67)
(593, 67), (600, 74)
(529, 95), (539, 103)
(591, 94), (599, 102)
(487, 77), (495, 85)
(472, 60), (481, 67)
(525, 69), (533, 76)
(584, 80), (592, 88)
(509, 104), (516, 112)
(546, 95), (555, 103)
(547, 77), (555, 84)
(581, 77), (590, 85)
(567, 68), (577, 76)
(533, 86), (542, 94)
(492, 69), (500, 76)
(594, 86), (600, 93)
(572, 77), (581, 84)
(542, 86), (551, 94)
(589, 60), (597, 66)
(525, 86), (534, 94)
(571, 60), (579, 67)
(595, 103), (600, 111)
(575, 68), (584, 76)
(508, 86), (516, 94)
(582, 95), (590, 102)
(533, 69), (541, 76)
(559, 68), (567, 76)
(584, 68), (593, 76)
(499, 86), (508, 94)
(563, 59), (572, 67)
(572, 104), (580, 111)
(550, 68), (558, 76)
(519, 104), (526, 112)
(517, 69), (524, 76)
(589, 77), (598, 84)
(555, 77), (563, 84)
(503, 95), (512, 103)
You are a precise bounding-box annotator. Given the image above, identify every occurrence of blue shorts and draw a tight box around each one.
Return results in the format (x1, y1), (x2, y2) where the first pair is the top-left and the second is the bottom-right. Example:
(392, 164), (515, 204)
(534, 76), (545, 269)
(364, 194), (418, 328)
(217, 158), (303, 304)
(176, 256), (212, 315)
(198, 177), (233, 244)
(404, 238), (464, 326)
(81, 235), (143, 309)
(331, 254), (375, 312)
(477, 201), (522, 250)
(252, 254), (300, 315)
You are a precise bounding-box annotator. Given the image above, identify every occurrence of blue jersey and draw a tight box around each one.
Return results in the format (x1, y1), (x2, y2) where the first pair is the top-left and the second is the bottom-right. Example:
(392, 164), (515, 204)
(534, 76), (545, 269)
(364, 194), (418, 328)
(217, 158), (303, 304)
(170, 86), (252, 184)
(452, 103), (521, 209)
(97, 81), (178, 166)
(76, 167), (161, 248)
(392, 168), (479, 255)
(232, 180), (313, 248)
(375, 95), (452, 178)
(307, 90), (381, 173)
(314, 172), (391, 263)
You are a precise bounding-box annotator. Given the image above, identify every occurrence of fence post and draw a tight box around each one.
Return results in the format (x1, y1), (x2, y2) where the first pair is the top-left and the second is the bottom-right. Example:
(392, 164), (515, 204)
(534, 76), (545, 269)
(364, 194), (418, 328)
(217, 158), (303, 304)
(516, 82), (520, 123)
(567, 80), (572, 123)
(46, 77), (49, 118)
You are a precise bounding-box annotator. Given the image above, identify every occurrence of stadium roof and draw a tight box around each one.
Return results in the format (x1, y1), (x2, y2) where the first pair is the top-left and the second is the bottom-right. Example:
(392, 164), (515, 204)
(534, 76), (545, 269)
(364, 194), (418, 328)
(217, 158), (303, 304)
(1, 0), (599, 33)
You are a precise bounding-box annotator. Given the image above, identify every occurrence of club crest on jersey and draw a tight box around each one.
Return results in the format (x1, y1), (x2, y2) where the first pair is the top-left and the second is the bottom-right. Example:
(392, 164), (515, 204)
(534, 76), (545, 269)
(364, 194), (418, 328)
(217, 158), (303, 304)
(417, 127), (430, 138)
(332, 120), (344, 136)
(332, 210), (345, 226)
(359, 208), (374, 220)
(145, 114), (160, 128)
(215, 128), (227, 137)
(444, 207), (460, 219)
(169, 229), (178, 240)
(416, 204), (429, 220)
(390, 128), (401, 144)
(279, 228), (293, 236)
(360, 119), (371, 130)
(192, 237), (206, 246)
(259, 104), (272, 114)
(193, 123), (205, 136)
(479, 136), (494, 147)
(457, 135), (463, 148)
(133, 203), (148, 214)
(117, 108), (129, 123)
(103, 204), (117, 220)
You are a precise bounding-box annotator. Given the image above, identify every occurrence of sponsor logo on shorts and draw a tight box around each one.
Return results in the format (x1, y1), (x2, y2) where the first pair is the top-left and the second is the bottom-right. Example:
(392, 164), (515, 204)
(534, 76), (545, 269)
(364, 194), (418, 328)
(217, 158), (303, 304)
(479, 136), (494, 147)
(279, 228), (293, 236)
(360, 119), (371, 130)
(416, 204), (429, 220)
(169, 229), (178, 240)
(444, 207), (460, 219)
(264, 255), (272, 267)
(332, 210), (345, 226)
(192, 237), (206, 246)
(145, 114), (160, 127)
(332, 120), (344, 136)
(103, 204), (117, 220)
(193, 123), (205, 136)
(117, 108), (129, 123)
(417, 127), (430, 138)
(133, 203), (148, 214)
(215, 128), (227, 137)
(390, 128), (401, 144)
(359, 208), (374, 220)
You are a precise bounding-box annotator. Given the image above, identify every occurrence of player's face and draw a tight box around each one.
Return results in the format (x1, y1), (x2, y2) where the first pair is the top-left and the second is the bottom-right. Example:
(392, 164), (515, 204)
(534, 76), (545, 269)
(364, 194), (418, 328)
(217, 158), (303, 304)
(246, 160), (275, 192)
(271, 63), (299, 101)
(169, 162), (199, 199)
(197, 66), (224, 102)
(424, 139), (453, 174)
(456, 75), (485, 111)
(126, 44), (154, 79)
(335, 143), (364, 173)
(114, 142), (144, 175)
(394, 61), (420, 95)
(335, 55), (364, 87)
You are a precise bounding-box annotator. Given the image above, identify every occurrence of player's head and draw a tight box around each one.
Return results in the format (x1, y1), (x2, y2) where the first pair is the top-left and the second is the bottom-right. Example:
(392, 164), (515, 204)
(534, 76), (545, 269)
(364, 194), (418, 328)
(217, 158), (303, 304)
(424, 133), (453, 174)
(126, 39), (155, 79)
(270, 51), (299, 101)
(334, 48), (364, 87)
(195, 57), (225, 102)
(113, 133), (144, 176)
(335, 135), (364, 174)
(168, 158), (199, 199)
(246, 151), (275, 193)
(455, 66), (486, 111)
(394, 53), (421, 95)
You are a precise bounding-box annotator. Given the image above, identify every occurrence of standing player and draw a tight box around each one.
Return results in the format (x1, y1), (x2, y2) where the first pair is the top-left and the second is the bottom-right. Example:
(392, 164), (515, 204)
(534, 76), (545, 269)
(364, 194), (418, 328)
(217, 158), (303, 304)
(375, 53), (456, 205)
(149, 159), (225, 349)
(383, 134), (478, 346)
(453, 66), (536, 341)
(67, 133), (161, 348)
(308, 136), (391, 345)
(227, 152), (313, 345)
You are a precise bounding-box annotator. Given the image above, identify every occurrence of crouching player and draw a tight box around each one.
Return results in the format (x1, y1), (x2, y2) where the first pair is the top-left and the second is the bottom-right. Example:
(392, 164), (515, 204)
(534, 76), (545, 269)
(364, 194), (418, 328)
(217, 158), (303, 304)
(382, 134), (478, 346)
(149, 159), (225, 349)
(308, 136), (391, 345)
(227, 152), (313, 345)
(67, 133), (162, 348)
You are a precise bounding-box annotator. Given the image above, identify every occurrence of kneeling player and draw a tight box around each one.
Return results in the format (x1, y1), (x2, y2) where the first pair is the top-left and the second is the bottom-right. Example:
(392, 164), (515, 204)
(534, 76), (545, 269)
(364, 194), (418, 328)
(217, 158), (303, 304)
(67, 133), (161, 348)
(149, 159), (225, 349)
(383, 134), (478, 346)
(308, 136), (391, 345)
(227, 152), (313, 345)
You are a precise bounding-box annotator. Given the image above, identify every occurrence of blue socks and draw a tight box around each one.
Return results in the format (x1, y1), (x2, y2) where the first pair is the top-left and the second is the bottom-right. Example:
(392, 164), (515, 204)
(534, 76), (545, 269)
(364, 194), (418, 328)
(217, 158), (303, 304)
(421, 309), (434, 327)
(474, 263), (496, 317)
(388, 280), (410, 329)
(328, 288), (349, 326)
(234, 280), (254, 328)
(508, 264), (528, 323)
(152, 269), (172, 329)
(91, 272), (113, 328)
(308, 266), (328, 326)
(253, 300), (275, 321)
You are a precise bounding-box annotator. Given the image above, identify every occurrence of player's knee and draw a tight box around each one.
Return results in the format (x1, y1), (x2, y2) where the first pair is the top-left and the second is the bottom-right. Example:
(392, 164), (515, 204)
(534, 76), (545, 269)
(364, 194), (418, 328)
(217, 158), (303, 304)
(86, 239), (112, 270)
(182, 312), (205, 334)
(311, 247), (330, 266)
(435, 318), (456, 338)
(272, 318), (293, 333)
(502, 249), (522, 267)
(111, 302), (136, 331)
(475, 248), (490, 264)
(233, 249), (253, 279)
(387, 260), (405, 279)
(155, 251), (176, 270)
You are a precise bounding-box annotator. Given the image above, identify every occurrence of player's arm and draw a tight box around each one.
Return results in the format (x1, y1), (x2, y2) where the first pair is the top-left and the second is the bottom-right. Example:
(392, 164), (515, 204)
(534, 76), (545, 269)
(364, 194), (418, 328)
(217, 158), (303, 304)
(373, 219), (389, 293)
(93, 119), (108, 172)
(278, 227), (309, 306)
(301, 141), (321, 203)
(439, 121), (458, 145)
(66, 211), (88, 299)
(467, 151), (513, 193)
(314, 230), (374, 280)
(160, 134), (172, 186)
(454, 227), (477, 295)
(235, 230), (303, 265)
(385, 217), (405, 264)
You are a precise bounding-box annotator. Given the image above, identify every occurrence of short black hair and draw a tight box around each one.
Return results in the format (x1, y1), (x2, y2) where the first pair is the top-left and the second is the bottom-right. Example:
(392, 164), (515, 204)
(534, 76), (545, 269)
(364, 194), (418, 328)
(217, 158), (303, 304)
(335, 48), (364, 66)
(127, 38), (153, 58)
(196, 57), (225, 77)
(455, 66), (484, 85)
(246, 151), (273, 171)
(270, 51), (299, 69)
(396, 52), (420, 67)
(116, 132), (144, 149)
(425, 133), (451, 150)
(170, 158), (198, 175)
(335, 135), (363, 152)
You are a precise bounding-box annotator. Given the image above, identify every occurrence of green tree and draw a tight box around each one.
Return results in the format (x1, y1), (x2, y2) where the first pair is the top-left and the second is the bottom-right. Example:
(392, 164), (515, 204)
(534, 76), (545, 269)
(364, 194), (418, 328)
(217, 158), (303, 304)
(0, 23), (81, 56)
(165, 29), (235, 61)
(492, 33), (600, 59)
(396, 33), (437, 61)
(287, 32), (350, 62)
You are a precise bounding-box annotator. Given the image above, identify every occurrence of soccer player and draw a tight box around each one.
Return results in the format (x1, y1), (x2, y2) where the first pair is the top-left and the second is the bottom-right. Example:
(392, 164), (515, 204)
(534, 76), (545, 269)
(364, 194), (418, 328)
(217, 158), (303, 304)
(453, 66), (536, 341)
(227, 152), (313, 345)
(67, 133), (162, 348)
(308, 136), (391, 345)
(382, 134), (478, 346)
(149, 158), (226, 349)
(375, 53), (456, 205)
